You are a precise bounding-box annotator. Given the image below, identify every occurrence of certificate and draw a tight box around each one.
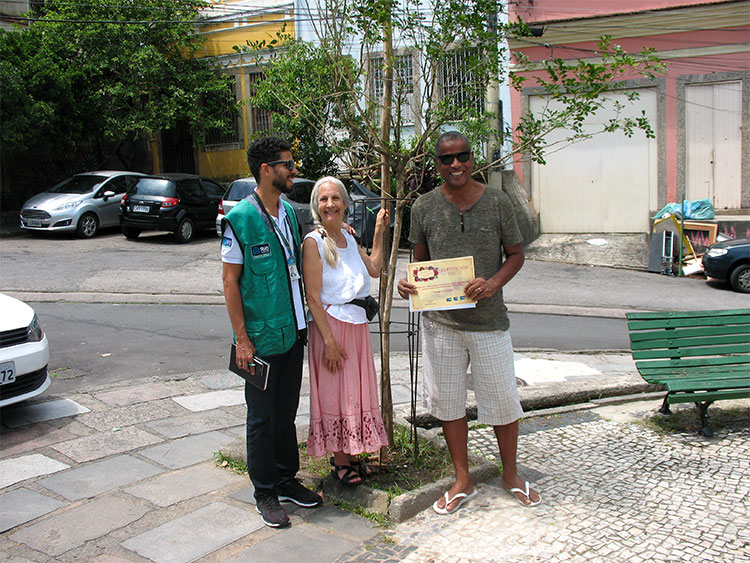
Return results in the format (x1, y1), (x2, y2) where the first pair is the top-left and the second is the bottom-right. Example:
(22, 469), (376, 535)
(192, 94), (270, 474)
(408, 256), (476, 312)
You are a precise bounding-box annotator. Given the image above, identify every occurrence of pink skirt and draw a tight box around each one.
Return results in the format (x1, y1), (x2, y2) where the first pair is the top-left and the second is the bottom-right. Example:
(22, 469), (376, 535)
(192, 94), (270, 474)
(306, 314), (389, 457)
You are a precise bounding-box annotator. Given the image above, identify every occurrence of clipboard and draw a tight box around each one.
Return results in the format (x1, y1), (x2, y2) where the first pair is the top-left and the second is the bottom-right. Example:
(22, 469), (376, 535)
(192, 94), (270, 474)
(229, 344), (270, 390)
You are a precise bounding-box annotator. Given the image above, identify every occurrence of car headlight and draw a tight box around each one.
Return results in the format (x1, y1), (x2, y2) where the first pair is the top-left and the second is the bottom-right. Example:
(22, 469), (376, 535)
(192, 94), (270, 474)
(54, 201), (83, 211)
(27, 315), (44, 342)
(706, 247), (728, 257)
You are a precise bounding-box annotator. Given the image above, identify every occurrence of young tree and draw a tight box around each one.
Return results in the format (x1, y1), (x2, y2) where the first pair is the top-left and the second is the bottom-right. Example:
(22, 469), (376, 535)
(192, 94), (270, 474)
(0, 0), (234, 206)
(240, 0), (663, 441)
(239, 38), (348, 179)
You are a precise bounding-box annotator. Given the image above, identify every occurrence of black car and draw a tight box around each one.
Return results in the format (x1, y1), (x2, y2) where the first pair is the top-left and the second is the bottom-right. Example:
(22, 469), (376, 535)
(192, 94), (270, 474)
(702, 237), (750, 293)
(346, 180), (394, 248)
(120, 174), (224, 243)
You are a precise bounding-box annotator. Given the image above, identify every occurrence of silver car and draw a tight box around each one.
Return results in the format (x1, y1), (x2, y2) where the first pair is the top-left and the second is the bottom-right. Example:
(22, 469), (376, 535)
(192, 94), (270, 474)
(20, 171), (145, 238)
(216, 177), (316, 237)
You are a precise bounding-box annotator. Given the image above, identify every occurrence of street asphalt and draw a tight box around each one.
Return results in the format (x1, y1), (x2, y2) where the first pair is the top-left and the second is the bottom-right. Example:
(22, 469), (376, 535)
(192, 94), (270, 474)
(1, 227), (748, 562)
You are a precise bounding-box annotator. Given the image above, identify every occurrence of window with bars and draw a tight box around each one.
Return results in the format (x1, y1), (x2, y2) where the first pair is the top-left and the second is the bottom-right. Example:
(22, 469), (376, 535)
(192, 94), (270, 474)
(369, 53), (415, 125)
(248, 72), (272, 134)
(205, 77), (240, 146)
(440, 49), (484, 117)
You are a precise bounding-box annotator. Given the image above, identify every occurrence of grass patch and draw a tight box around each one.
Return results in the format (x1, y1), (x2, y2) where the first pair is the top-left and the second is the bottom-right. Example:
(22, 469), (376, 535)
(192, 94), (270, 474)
(326, 499), (390, 526)
(639, 405), (750, 434)
(215, 424), (461, 505)
(214, 452), (247, 475)
(299, 424), (458, 499)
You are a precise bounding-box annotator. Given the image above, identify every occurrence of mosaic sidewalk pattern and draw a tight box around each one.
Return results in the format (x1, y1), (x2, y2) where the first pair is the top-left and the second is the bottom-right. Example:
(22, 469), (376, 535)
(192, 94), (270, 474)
(337, 410), (750, 562)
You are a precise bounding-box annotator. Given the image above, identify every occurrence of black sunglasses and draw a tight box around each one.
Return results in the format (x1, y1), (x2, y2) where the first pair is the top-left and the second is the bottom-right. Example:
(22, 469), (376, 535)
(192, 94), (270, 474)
(265, 159), (295, 171)
(437, 151), (472, 165)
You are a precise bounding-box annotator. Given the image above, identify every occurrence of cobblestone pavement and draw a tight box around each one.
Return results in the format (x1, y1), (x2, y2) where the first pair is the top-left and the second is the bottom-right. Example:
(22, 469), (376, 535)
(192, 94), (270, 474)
(337, 403), (750, 563)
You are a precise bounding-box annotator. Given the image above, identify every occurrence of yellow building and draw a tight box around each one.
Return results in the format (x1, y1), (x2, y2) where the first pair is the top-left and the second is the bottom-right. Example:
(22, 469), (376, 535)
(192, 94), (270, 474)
(158, 1), (294, 182)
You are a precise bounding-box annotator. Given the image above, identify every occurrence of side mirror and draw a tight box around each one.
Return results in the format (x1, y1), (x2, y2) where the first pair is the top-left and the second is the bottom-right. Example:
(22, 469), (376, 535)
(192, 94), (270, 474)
(102, 191), (116, 201)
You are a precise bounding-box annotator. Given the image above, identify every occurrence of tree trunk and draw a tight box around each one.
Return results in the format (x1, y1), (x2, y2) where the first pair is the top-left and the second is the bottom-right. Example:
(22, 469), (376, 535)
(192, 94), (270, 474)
(378, 17), (395, 445)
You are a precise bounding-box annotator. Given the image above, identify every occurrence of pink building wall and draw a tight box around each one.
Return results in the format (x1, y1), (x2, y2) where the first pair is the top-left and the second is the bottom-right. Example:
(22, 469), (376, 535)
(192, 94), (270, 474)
(507, 0), (750, 208)
(510, 0), (735, 22)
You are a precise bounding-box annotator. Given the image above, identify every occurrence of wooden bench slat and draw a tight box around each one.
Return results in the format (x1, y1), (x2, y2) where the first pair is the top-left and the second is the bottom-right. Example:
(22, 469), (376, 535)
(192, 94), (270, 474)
(638, 365), (750, 375)
(666, 379), (750, 392)
(632, 343), (750, 360)
(642, 376), (749, 387)
(640, 368), (749, 382)
(635, 355), (750, 370)
(627, 314), (750, 331)
(629, 325), (750, 344)
(627, 309), (750, 436)
(639, 366), (750, 382)
(641, 369), (750, 381)
(666, 389), (750, 404)
(626, 309), (750, 321)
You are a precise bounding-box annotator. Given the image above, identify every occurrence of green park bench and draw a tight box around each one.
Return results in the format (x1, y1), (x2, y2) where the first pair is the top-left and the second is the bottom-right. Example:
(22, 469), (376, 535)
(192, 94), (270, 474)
(626, 309), (750, 437)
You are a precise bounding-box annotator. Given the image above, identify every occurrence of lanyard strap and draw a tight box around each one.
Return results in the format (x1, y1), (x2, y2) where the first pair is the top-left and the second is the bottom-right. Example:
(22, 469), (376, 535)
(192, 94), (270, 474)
(251, 192), (296, 259)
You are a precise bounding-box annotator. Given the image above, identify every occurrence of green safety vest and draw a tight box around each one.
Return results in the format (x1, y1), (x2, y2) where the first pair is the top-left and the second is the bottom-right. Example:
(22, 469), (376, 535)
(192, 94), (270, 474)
(222, 197), (302, 356)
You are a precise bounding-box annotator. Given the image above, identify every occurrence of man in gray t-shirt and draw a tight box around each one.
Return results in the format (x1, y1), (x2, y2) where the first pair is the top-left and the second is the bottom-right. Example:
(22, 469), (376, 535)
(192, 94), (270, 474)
(398, 131), (541, 514)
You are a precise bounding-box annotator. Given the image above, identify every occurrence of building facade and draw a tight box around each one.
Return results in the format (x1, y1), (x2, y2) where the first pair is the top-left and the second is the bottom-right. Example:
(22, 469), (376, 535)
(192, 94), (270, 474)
(157, 0), (294, 181)
(508, 0), (749, 234)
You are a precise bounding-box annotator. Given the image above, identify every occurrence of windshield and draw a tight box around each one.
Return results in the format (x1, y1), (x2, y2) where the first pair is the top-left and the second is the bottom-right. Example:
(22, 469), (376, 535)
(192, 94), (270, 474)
(48, 175), (106, 194)
(129, 178), (177, 197)
(226, 180), (256, 201)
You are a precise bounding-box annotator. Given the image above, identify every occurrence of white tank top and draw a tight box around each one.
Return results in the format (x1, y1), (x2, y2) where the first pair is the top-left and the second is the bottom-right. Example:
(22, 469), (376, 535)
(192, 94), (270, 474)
(305, 229), (371, 324)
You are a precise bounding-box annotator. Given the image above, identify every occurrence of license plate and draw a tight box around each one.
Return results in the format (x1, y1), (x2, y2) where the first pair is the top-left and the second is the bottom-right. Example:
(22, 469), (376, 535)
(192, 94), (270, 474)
(0, 361), (16, 385)
(27, 219), (42, 227)
(133, 205), (150, 213)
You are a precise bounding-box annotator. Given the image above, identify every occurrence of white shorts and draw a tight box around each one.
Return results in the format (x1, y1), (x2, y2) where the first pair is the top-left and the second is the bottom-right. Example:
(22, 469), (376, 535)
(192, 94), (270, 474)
(421, 316), (523, 426)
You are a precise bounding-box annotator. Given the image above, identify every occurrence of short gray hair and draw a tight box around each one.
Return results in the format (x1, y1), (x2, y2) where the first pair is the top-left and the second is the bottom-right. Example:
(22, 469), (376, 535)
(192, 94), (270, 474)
(435, 130), (471, 155)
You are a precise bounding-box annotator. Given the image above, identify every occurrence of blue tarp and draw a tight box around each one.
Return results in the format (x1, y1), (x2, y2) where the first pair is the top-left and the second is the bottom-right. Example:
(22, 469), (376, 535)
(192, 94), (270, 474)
(655, 199), (715, 220)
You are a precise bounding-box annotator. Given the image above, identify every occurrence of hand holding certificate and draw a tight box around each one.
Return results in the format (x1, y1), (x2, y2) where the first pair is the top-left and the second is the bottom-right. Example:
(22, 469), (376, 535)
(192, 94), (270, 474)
(407, 256), (477, 312)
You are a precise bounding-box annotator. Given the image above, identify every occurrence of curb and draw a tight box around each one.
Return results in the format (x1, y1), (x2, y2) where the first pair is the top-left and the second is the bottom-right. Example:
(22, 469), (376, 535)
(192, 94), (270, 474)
(1, 289), (640, 319)
(406, 380), (659, 429)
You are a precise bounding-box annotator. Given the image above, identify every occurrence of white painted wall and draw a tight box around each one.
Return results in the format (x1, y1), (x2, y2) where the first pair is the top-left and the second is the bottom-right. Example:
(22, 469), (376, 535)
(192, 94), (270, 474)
(530, 89), (658, 233)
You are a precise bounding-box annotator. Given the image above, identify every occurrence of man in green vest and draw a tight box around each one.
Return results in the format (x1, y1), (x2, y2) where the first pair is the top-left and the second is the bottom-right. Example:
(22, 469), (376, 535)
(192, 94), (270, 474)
(221, 136), (322, 528)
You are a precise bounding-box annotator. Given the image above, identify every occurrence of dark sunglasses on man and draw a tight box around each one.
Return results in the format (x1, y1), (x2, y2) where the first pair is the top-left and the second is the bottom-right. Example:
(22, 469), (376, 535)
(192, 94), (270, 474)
(437, 151), (472, 165)
(266, 160), (295, 171)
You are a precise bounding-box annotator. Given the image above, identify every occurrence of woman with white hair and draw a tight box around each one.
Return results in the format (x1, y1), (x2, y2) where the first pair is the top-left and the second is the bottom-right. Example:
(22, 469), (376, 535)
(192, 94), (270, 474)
(302, 176), (390, 485)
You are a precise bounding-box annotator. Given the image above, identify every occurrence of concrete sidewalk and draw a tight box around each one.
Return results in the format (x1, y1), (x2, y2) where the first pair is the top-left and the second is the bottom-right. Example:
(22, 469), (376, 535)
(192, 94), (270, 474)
(2, 349), (747, 562)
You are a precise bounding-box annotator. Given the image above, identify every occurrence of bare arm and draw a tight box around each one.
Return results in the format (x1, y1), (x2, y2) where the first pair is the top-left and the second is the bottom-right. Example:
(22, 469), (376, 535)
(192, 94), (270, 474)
(302, 237), (348, 373)
(222, 262), (256, 370)
(358, 208), (389, 278)
(464, 243), (524, 301)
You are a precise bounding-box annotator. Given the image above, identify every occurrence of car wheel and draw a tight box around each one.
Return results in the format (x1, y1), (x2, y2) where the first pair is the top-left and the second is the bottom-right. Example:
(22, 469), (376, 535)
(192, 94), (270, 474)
(729, 263), (750, 293)
(77, 213), (99, 238)
(174, 218), (195, 243)
(122, 226), (141, 240)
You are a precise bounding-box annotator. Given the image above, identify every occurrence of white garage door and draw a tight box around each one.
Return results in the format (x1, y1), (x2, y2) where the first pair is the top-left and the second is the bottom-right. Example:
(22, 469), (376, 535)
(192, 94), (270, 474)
(685, 81), (742, 210)
(530, 89), (658, 233)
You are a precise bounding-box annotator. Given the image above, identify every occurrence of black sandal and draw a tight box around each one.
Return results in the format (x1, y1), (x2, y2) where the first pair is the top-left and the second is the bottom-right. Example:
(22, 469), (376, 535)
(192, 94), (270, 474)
(331, 464), (362, 486)
(350, 459), (373, 479)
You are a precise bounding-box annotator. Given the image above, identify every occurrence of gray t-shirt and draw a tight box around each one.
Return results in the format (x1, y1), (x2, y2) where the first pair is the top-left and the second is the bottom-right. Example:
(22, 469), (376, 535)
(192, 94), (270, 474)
(409, 185), (523, 332)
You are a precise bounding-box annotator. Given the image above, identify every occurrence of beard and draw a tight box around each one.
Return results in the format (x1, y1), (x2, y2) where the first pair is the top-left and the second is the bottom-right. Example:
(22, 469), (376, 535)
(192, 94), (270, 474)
(272, 173), (293, 194)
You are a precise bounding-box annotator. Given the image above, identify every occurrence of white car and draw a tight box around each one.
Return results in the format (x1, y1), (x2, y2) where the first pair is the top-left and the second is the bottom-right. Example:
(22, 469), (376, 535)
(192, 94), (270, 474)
(20, 170), (145, 238)
(0, 294), (50, 408)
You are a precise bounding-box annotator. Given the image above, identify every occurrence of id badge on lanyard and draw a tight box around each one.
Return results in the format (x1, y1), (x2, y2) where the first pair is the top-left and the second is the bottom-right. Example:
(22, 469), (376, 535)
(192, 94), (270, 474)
(288, 257), (301, 281)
